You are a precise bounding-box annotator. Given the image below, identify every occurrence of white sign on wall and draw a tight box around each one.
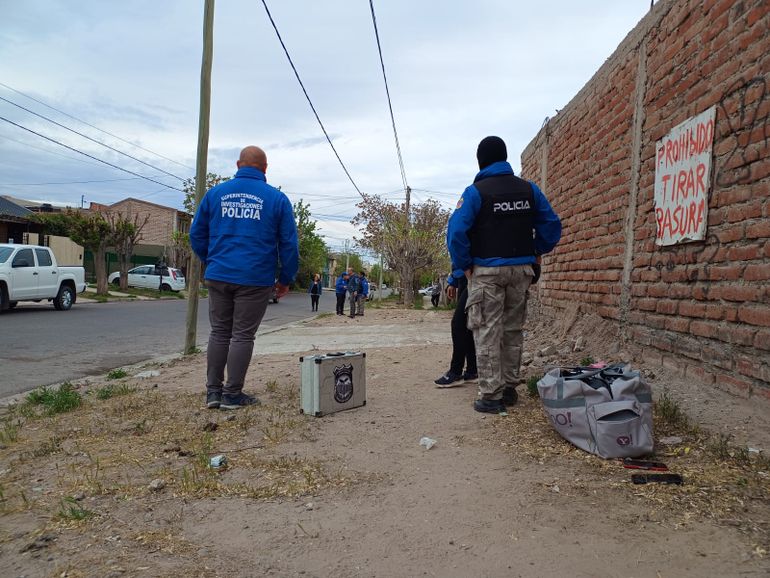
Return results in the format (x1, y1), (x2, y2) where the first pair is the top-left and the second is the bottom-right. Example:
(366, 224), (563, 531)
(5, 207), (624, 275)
(653, 106), (716, 245)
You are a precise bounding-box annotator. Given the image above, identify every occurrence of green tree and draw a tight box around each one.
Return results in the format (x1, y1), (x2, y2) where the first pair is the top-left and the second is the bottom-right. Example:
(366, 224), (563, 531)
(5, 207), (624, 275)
(34, 210), (113, 294)
(182, 172), (229, 215)
(293, 200), (328, 289)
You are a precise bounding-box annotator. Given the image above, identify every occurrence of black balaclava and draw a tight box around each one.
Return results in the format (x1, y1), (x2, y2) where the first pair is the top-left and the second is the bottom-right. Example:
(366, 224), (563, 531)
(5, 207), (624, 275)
(476, 136), (507, 170)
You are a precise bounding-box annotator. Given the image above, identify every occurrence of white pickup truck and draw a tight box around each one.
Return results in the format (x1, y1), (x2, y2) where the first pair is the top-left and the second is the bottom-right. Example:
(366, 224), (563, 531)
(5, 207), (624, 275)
(0, 244), (87, 312)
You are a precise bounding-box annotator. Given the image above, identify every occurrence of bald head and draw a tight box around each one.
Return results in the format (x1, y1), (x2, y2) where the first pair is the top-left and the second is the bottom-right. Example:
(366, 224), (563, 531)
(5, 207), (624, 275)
(237, 146), (267, 172)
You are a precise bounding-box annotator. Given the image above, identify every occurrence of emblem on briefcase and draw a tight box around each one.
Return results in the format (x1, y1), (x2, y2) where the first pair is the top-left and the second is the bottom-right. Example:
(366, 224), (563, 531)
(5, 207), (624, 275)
(333, 364), (354, 403)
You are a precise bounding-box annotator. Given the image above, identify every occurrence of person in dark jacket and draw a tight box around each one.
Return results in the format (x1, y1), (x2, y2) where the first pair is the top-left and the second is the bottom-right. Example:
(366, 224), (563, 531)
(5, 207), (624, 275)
(430, 279), (441, 308)
(190, 145), (299, 410)
(434, 267), (477, 388)
(335, 272), (349, 315)
(346, 268), (360, 318)
(356, 271), (369, 315)
(447, 136), (561, 413)
(308, 273), (322, 312)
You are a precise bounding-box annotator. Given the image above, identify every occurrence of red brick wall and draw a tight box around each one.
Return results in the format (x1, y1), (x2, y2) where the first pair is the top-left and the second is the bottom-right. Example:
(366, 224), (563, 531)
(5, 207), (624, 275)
(521, 0), (770, 398)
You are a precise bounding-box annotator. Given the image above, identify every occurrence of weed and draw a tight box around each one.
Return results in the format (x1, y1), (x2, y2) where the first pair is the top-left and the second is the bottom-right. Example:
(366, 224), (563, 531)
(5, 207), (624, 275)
(526, 376), (540, 398)
(132, 419), (149, 436)
(412, 295), (424, 310)
(57, 496), (95, 521)
(655, 392), (695, 433)
(579, 356), (594, 366)
(0, 419), (19, 444)
(706, 433), (734, 461)
(106, 368), (128, 380)
(265, 379), (279, 393)
(83, 454), (103, 494)
(96, 383), (135, 400)
(24, 383), (82, 416)
(31, 435), (62, 457)
(315, 312), (333, 319)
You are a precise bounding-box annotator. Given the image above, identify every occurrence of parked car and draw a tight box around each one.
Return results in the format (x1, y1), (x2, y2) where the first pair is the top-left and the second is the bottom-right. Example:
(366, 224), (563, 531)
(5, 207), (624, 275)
(0, 244), (87, 312)
(108, 265), (186, 292)
(418, 285), (433, 296)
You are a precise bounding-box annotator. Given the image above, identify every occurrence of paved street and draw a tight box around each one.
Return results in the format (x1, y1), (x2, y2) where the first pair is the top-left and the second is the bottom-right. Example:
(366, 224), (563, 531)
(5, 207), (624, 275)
(0, 289), (350, 397)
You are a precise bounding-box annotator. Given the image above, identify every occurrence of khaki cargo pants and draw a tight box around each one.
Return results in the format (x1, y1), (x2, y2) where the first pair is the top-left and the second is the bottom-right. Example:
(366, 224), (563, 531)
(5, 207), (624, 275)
(466, 265), (534, 401)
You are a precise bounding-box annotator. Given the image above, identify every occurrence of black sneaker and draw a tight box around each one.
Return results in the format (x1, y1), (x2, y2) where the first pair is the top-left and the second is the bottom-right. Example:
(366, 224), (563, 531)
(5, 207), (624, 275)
(462, 371), (478, 383)
(473, 398), (506, 413)
(206, 390), (222, 409)
(220, 392), (261, 410)
(434, 371), (463, 388)
(502, 386), (518, 406)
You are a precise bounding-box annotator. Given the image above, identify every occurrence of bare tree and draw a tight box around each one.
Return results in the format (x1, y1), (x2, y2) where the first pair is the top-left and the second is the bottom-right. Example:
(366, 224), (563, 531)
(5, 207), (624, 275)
(353, 194), (450, 307)
(106, 212), (149, 290)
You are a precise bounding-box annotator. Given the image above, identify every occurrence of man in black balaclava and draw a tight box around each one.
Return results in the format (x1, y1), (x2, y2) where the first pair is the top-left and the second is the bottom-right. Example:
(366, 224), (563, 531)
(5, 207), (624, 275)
(446, 136), (562, 413)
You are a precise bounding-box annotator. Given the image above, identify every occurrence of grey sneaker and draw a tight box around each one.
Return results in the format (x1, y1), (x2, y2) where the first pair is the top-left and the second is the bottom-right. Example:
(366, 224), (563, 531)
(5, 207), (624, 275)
(206, 390), (222, 409)
(220, 392), (261, 410)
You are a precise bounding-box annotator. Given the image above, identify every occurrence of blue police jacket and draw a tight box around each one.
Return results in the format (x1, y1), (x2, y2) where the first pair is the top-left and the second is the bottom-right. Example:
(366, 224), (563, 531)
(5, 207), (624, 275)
(190, 166), (299, 286)
(335, 274), (348, 294)
(447, 161), (561, 271)
(360, 277), (369, 296)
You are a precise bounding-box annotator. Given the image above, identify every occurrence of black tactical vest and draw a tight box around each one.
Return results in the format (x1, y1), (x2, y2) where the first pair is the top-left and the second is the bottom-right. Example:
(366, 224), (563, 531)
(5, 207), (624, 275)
(468, 174), (536, 259)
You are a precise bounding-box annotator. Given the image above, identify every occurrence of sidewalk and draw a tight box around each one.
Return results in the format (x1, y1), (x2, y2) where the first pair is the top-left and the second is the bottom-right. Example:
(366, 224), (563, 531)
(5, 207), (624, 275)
(1, 304), (768, 577)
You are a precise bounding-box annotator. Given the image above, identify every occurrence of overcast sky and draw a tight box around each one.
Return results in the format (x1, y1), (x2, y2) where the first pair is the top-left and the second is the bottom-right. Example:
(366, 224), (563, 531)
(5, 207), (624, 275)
(0, 1), (651, 251)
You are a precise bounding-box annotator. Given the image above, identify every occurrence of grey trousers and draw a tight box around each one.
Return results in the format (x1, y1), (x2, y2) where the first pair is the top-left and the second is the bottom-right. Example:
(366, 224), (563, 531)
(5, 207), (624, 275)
(348, 292), (358, 316)
(466, 265), (534, 401)
(206, 280), (271, 395)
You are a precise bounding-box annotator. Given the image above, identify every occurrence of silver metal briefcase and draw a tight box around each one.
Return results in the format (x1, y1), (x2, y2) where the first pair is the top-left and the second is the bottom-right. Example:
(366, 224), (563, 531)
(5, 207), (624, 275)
(299, 351), (366, 416)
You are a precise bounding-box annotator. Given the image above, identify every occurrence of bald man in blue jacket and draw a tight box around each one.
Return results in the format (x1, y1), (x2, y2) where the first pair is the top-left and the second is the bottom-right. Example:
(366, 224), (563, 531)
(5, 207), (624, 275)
(191, 145), (299, 410)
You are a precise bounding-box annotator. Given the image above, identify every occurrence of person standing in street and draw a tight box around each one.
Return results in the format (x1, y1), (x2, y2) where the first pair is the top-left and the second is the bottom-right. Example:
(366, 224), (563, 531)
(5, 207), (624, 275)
(430, 279), (441, 308)
(346, 267), (360, 318)
(434, 266), (477, 388)
(447, 136), (561, 413)
(356, 271), (369, 316)
(190, 145), (299, 410)
(309, 273), (322, 312)
(335, 271), (349, 315)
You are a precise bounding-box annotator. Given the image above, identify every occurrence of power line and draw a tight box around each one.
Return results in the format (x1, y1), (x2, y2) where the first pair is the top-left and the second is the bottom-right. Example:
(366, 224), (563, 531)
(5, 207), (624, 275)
(0, 115), (184, 193)
(0, 95), (186, 182)
(259, 0), (364, 198)
(0, 81), (194, 171)
(0, 132), (106, 168)
(369, 0), (408, 194)
(0, 177), (144, 186)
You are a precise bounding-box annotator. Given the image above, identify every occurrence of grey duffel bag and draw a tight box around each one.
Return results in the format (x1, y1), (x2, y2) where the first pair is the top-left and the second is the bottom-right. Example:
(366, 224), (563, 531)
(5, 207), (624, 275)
(537, 364), (654, 459)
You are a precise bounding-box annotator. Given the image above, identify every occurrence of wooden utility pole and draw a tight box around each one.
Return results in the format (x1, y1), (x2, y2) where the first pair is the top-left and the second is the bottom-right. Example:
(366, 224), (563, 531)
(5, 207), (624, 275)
(184, 0), (215, 355)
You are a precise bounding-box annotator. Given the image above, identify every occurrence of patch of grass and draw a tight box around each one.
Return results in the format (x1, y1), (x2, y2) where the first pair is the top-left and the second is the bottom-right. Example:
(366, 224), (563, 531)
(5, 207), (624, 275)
(95, 382), (135, 400)
(0, 419), (20, 444)
(315, 312), (333, 319)
(579, 356), (594, 366)
(265, 379), (279, 393)
(57, 496), (95, 521)
(31, 435), (62, 457)
(24, 382), (82, 416)
(412, 294), (424, 309)
(655, 392), (697, 434)
(106, 368), (128, 380)
(526, 376), (540, 398)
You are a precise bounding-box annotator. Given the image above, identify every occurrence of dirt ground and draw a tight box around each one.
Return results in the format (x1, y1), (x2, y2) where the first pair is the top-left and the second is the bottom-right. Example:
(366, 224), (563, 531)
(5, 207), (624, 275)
(1, 294), (769, 578)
